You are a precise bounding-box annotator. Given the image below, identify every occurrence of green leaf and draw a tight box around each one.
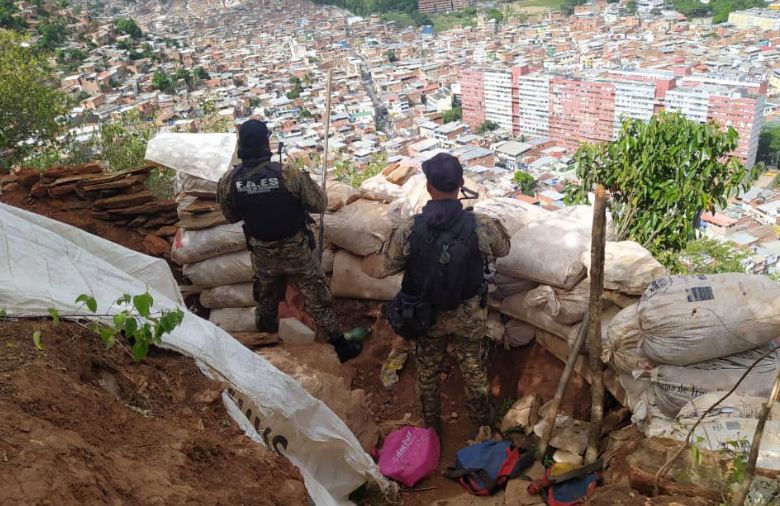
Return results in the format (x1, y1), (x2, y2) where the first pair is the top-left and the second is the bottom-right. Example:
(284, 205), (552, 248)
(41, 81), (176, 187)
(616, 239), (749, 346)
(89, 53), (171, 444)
(113, 313), (127, 328)
(124, 316), (138, 336)
(132, 340), (149, 361)
(115, 294), (132, 306)
(76, 294), (97, 313)
(47, 308), (60, 325)
(32, 330), (43, 351)
(99, 327), (116, 348)
(0, 309), (6, 318)
(132, 293), (153, 318)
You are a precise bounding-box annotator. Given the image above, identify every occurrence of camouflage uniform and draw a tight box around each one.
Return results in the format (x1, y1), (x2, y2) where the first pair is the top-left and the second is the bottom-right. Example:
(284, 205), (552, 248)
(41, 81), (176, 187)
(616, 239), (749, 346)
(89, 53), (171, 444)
(382, 211), (511, 428)
(217, 162), (339, 336)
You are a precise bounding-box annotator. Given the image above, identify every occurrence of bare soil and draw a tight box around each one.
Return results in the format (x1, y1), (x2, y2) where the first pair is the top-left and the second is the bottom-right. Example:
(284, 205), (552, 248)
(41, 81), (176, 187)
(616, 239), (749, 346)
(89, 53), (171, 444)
(0, 320), (307, 506)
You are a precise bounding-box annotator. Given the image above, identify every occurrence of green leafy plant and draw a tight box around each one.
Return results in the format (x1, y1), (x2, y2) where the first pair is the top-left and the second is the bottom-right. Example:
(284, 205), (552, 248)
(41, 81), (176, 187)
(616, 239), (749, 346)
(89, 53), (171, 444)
(513, 170), (537, 196)
(442, 107), (462, 124)
(565, 112), (758, 255)
(32, 330), (43, 351)
(657, 238), (749, 274)
(476, 120), (499, 134)
(334, 152), (387, 189)
(721, 438), (749, 487)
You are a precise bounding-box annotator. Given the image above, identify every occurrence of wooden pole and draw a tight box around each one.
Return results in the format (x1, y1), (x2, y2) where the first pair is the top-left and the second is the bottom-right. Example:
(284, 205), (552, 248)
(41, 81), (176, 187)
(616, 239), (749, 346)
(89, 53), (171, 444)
(538, 313), (591, 459)
(318, 69), (333, 260)
(585, 185), (608, 464)
(730, 368), (780, 505)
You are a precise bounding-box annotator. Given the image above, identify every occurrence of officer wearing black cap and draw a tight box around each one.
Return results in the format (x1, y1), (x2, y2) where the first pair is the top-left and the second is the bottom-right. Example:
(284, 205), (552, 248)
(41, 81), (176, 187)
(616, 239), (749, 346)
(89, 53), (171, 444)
(363, 152), (511, 435)
(217, 119), (361, 363)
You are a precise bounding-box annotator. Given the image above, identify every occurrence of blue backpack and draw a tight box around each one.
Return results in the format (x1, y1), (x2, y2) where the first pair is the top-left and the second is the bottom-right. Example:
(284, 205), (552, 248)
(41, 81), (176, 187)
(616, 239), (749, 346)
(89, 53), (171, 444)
(444, 440), (534, 496)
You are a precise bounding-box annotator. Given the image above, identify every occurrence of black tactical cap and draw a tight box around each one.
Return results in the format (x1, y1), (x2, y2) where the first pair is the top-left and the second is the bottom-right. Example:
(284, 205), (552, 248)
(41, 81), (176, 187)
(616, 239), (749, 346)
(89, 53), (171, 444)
(422, 152), (464, 192)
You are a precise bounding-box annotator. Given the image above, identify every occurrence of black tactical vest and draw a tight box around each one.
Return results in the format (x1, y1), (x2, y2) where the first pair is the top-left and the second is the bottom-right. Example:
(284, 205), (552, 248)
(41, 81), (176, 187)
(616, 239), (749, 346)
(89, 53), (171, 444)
(230, 161), (307, 242)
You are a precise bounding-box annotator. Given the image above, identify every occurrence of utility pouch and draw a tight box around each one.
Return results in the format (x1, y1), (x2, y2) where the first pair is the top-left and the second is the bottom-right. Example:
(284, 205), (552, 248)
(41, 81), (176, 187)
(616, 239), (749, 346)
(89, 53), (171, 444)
(384, 291), (436, 341)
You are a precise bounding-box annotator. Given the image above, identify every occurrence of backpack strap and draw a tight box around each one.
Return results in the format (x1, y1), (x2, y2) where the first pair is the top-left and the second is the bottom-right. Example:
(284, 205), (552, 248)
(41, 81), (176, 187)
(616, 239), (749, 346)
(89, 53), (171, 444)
(444, 467), (498, 495)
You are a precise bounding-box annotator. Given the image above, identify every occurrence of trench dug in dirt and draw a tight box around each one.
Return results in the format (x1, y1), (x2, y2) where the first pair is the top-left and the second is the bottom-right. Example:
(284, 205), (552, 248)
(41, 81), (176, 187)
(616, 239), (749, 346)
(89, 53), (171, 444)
(0, 320), (307, 506)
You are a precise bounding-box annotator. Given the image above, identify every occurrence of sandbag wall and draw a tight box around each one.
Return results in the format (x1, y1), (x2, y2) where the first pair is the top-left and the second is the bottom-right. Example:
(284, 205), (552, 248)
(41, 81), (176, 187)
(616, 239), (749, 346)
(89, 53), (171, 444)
(603, 273), (780, 418)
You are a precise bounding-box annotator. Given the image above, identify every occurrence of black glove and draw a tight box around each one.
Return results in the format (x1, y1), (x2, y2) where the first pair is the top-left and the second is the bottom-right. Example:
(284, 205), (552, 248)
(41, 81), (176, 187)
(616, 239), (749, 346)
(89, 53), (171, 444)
(330, 336), (362, 363)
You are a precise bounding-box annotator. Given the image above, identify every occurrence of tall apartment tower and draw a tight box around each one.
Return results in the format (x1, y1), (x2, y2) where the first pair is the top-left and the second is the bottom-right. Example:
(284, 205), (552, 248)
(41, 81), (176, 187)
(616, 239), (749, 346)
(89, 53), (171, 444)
(418, 0), (471, 15)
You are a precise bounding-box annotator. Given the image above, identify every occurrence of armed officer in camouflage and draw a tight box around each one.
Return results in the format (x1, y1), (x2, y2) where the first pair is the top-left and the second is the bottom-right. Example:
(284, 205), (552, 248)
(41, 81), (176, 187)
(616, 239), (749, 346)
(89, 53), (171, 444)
(364, 153), (510, 434)
(217, 119), (361, 363)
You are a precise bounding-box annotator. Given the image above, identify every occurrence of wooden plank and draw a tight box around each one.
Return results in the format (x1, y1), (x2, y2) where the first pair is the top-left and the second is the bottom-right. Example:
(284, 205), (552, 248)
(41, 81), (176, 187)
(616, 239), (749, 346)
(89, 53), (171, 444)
(43, 162), (103, 180)
(93, 191), (155, 210)
(231, 332), (280, 348)
(107, 199), (177, 216)
(81, 175), (145, 192)
(176, 210), (228, 230)
(48, 173), (104, 187)
(182, 199), (221, 214)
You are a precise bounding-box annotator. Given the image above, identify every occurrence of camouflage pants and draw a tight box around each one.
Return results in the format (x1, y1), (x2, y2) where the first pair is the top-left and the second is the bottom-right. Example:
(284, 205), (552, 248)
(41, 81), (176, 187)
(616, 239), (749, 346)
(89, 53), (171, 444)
(416, 295), (491, 428)
(249, 231), (338, 336)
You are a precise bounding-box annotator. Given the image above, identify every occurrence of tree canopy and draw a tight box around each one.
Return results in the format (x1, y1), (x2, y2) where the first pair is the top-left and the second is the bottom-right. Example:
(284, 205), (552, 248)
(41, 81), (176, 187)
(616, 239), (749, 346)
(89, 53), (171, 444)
(657, 237), (748, 274)
(513, 170), (537, 196)
(476, 120), (499, 134)
(0, 29), (70, 169)
(758, 124), (780, 167)
(442, 107), (462, 123)
(115, 18), (142, 38)
(152, 70), (174, 93)
(671, 0), (766, 22)
(565, 112), (758, 254)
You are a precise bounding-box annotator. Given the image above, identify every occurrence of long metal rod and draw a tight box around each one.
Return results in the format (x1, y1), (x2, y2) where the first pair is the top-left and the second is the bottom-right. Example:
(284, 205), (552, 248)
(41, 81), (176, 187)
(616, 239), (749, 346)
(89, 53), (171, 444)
(318, 69), (333, 260)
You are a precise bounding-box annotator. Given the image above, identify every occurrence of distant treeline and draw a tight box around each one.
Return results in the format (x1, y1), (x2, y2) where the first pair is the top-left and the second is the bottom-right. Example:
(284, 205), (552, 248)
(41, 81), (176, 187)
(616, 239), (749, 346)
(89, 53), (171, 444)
(311, 0), (433, 24)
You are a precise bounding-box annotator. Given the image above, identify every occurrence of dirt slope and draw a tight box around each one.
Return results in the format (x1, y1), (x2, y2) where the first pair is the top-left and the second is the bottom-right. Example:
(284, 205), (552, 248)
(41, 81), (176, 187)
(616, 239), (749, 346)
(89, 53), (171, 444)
(0, 321), (307, 505)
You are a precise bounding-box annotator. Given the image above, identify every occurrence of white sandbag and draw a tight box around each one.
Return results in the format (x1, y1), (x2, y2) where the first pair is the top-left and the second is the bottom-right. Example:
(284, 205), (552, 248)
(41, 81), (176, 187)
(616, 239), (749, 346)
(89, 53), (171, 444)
(555, 204), (616, 241)
(472, 197), (549, 236)
(639, 274), (780, 366)
(581, 241), (666, 295)
(171, 222), (247, 266)
(603, 304), (654, 374)
(183, 250), (253, 288)
(677, 393), (780, 421)
(200, 282), (254, 309)
(174, 172), (219, 198)
(359, 173), (411, 202)
(0, 202), (389, 504)
(492, 273), (538, 299)
(525, 279), (589, 325)
(324, 199), (392, 256)
(504, 319), (536, 348)
(209, 307), (257, 333)
(331, 250), (402, 301)
(327, 182), (361, 212)
(146, 132), (238, 182)
(603, 290), (639, 309)
(497, 291), (579, 344)
(645, 348), (780, 418)
(496, 215), (589, 290)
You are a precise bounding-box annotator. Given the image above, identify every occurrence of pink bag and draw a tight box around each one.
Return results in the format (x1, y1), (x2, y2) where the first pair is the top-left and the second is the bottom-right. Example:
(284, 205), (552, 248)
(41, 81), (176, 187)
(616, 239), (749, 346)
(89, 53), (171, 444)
(378, 426), (440, 487)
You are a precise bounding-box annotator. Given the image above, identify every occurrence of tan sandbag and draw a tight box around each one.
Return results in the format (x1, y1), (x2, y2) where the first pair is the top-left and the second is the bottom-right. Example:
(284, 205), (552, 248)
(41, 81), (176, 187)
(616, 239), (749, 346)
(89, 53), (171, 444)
(497, 291), (579, 344)
(504, 319), (536, 348)
(639, 274), (780, 366)
(183, 250), (253, 288)
(603, 304), (653, 374)
(174, 172), (218, 197)
(208, 307), (256, 332)
(323, 199), (392, 256)
(486, 311), (504, 342)
(473, 197), (549, 236)
(200, 282), (254, 309)
(359, 173), (411, 202)
(326, 182), (360, 212)
(496, 214), (589, 290)
(386, 174), (486, 224)
(321, 247), (335, 274)
(581, 241), (666, 296)
(525, 279), (590, 325)
(258, 344), (380, 453)
(555, 204), (617, 241)
(646, 348), (780, 418)
(604, 290), (639, 309)
(385, 163), (418, 185)
(171, 222), (247, 265)
(331, 250), (401, 301)
(492, 273), (538, 299)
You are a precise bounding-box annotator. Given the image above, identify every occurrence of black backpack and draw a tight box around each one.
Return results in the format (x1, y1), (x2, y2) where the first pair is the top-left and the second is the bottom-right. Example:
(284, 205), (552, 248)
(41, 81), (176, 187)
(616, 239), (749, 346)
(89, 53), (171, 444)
(385, 210), (485, 340)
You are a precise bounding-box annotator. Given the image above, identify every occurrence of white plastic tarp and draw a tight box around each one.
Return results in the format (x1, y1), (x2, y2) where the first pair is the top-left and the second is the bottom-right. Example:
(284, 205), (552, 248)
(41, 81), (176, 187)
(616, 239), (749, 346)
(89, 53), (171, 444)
(145, 132), (238, 182)
(0, 203), (388, 506)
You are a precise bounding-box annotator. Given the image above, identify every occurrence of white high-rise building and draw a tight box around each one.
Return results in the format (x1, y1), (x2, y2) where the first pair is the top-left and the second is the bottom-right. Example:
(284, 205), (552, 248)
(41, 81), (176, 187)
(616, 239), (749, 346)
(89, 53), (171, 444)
(518, 73), (550, 137)
(483, 70), (513, 131)
(612, 80), (656, 136)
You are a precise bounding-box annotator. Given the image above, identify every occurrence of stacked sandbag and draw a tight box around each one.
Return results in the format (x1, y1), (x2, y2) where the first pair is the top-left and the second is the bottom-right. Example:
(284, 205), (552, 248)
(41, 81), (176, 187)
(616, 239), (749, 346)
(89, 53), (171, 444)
(604, 273), (780, 418)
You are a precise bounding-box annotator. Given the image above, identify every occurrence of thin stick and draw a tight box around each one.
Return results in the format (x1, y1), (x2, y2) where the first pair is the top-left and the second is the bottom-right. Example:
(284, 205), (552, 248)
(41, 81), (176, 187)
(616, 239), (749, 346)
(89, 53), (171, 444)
(730, 368), (780, 505)
(318, 69), (333, 260)
(652, 346), (775, 495)
(585, 185), (607, 464)
(538, 313), (591, 458)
